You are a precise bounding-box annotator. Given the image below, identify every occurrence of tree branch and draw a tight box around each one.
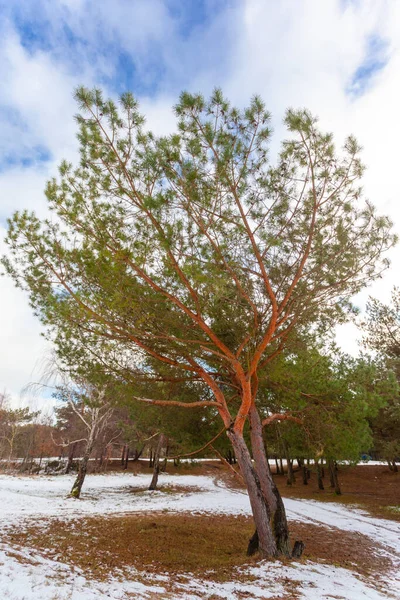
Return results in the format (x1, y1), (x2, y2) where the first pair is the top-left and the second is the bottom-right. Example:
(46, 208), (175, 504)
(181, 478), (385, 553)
(262, 413), (303, 428)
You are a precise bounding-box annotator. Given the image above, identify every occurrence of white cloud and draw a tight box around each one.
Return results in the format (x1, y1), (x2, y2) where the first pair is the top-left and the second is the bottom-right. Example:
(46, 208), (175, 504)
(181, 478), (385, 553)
(0, 25), (83, 403)
(0, 225), (49, 399)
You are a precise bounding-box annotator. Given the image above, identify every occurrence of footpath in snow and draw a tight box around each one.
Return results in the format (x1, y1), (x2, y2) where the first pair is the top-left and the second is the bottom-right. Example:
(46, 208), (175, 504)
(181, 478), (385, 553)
(0, 472), (399, 600)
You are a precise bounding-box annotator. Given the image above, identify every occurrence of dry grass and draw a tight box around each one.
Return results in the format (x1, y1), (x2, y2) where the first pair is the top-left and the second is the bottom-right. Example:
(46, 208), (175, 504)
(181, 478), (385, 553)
(6, 514), (257, 581)
(275, 465), (400, 522)
(5, 512), (393, 583)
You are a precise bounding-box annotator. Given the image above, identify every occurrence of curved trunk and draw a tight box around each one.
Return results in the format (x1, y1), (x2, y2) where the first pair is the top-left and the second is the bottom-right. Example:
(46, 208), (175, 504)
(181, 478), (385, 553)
(70, 446), (92, 498)
(149, 434), (166, 490)
(65, 442), (77, 475)
(227, 428), (277, 558)
(248, 404), (292, 557)
(70, 428), (96, 498)
(133, 446), (144, 462)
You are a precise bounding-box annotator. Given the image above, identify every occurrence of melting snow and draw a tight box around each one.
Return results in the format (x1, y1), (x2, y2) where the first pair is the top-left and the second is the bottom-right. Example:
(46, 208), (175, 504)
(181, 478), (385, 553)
(0, 472), (398, 599)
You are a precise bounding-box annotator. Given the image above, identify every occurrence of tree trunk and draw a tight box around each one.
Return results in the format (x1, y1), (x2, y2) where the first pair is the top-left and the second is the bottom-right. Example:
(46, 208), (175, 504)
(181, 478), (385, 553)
(133, 446), (144, 462)
(329, 461), (335, 488)
(102, 445), (111, 472)
(149, 434), (166, 491)
(160, 440), (169, 472)
(124, 446), (129, 470)
(328, 460), (341, 495)
(274, 457), (280, 475)
(286, 457), (295, 486)
(298, 459), (308, 485)
(302, 465), (308, 485)
(392, 460), (398, 473)
(65, 442), (77, 474)
(7, 438), (15, 469)
(317, 460), (324, 490)
(98, 445), (106, 470)
(247, 404), (293, 558)
(70, 444), (93, 498)
(121, 445), (126, 466)
(148, 449), (153, 468)
(227, 427), (278, 558)
(279, 457), (285, 476)
(292, 540), (305, 558)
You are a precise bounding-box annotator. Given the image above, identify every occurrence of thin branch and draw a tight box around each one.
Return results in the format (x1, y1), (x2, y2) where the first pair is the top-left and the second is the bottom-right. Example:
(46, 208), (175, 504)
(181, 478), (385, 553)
(169, 426), (227, 460)
(262, 413), (303, 428)
(131, 396), (221, 409)
(210, 444), (245, 484)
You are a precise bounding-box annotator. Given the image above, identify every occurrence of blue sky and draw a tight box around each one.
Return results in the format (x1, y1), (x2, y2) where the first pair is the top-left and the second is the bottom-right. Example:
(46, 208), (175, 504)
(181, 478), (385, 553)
(348, 34), (390, 96)
(0, 0), (399, 406)
(2, 0), (237, 95)
(0, 0), (390, 191)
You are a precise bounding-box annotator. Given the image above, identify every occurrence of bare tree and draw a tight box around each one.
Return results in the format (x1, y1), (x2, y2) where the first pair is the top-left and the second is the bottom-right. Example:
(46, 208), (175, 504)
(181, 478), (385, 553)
(54, 382), (116, 498)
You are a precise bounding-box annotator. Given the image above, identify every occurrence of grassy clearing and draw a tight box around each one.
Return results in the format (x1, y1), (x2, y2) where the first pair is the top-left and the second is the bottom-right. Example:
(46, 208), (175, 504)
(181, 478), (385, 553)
(5, 513), (393, 584)
(6, 514), (257, 581)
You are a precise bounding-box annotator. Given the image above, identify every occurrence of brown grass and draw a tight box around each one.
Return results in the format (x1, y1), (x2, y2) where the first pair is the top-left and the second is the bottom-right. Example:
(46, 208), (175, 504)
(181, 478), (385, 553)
(6, 514), (256, 581)
(5, 512), (393, 583)
(274, 465), (400, 522)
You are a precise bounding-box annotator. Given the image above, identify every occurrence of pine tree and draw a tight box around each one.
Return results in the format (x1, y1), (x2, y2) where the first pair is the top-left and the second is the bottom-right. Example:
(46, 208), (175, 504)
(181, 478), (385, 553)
(3, 88), (395, 557)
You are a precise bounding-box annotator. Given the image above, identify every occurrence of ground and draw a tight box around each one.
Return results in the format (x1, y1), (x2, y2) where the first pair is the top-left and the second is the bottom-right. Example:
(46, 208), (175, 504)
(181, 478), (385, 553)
(0, 462), (399, 599)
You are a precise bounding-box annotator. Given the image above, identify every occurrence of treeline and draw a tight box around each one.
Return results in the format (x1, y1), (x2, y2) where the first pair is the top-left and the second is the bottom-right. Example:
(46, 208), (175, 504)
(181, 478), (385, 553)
(0, 395), (56, 471)
(2, 337), (399, 484)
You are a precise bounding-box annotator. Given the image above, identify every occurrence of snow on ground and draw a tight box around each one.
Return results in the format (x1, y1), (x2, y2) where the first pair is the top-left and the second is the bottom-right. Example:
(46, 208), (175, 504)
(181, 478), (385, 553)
(0, 472), (399, 599)
(0, 473), (250, 521)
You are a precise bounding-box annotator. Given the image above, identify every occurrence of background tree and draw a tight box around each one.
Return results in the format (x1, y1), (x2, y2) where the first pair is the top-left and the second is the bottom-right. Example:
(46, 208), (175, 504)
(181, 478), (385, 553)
(363, 289), (400, 361)
(261, 344), (397, 492)
(3, 88), (396, 558)
(16, 414), (58, 472)
(362, 289), (400, 470)
(0, 404), (39, 468)
(53, 381), (117, 498)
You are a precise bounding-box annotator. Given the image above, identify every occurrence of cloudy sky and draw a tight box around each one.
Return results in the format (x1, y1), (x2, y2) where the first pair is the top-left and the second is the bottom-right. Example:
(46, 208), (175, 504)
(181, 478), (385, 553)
(1, 0), (399, 408)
